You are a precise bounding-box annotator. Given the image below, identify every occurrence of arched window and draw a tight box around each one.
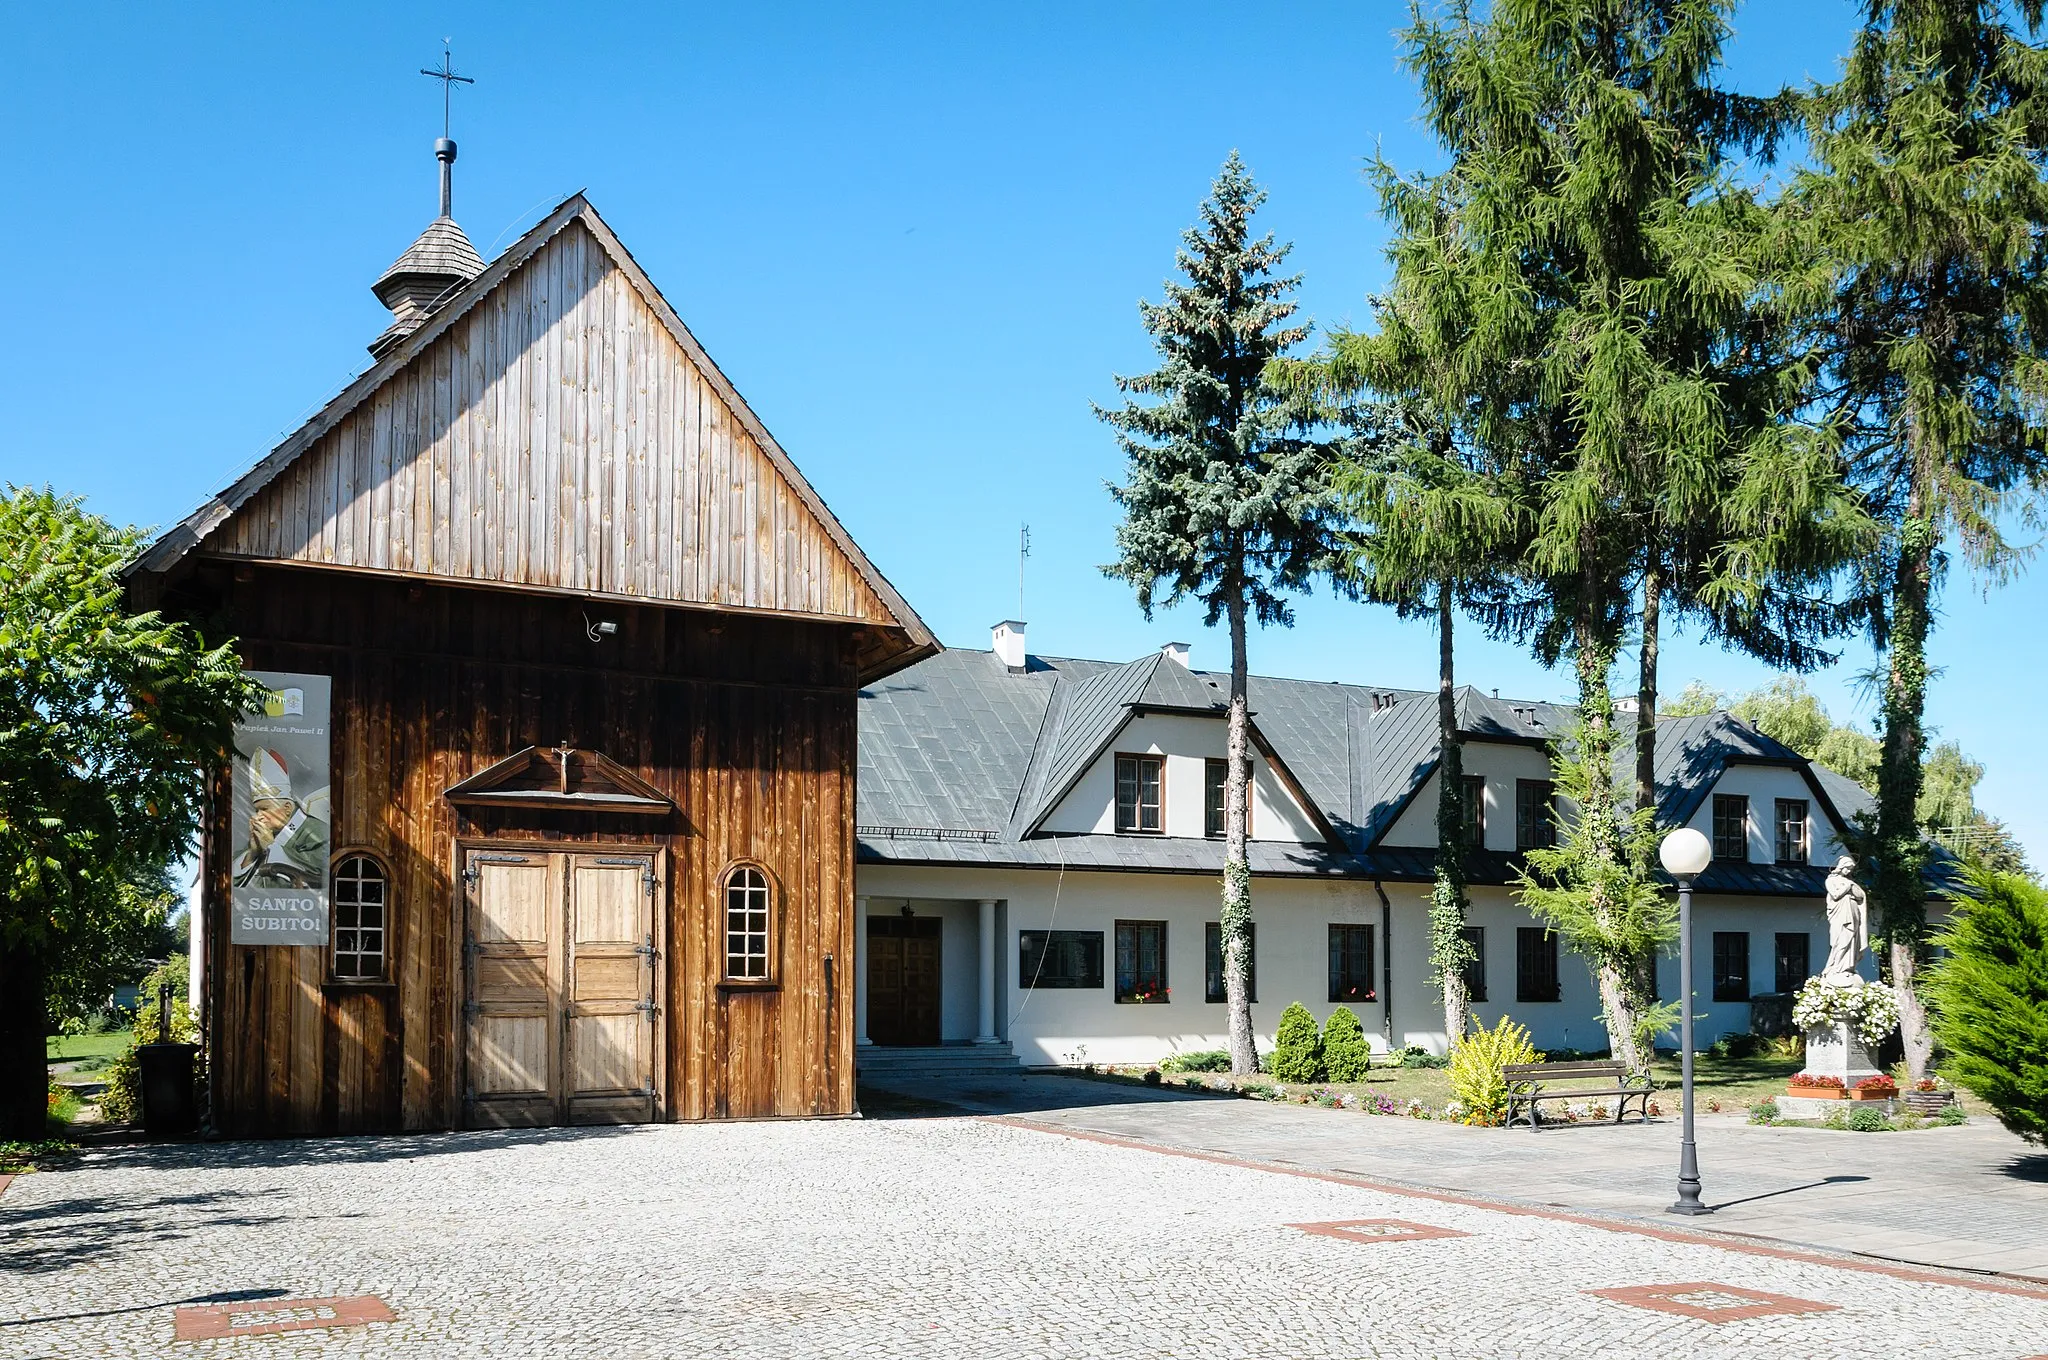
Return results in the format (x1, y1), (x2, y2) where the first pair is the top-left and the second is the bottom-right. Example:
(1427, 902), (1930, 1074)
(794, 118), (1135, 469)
(331, 853), (390, 981)
(723, 865), (772, 981)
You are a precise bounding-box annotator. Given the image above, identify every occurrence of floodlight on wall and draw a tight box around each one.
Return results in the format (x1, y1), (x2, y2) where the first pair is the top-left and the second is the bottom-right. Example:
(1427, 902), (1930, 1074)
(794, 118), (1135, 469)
(582, 612), (618, 643)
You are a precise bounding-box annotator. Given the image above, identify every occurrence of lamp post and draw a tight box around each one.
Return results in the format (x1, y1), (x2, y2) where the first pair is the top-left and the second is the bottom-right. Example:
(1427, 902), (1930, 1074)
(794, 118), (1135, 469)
(1659, 827), (1713, 1217)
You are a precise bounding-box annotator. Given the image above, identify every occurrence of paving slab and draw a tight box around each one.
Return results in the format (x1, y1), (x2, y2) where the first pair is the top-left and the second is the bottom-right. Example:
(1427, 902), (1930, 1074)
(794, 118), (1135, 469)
(863, 1072), (2048, 1282)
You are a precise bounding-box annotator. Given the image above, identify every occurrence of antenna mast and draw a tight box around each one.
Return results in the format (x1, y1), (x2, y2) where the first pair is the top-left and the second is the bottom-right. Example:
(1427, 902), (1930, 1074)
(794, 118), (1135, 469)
(1018, 523), (1031, 619)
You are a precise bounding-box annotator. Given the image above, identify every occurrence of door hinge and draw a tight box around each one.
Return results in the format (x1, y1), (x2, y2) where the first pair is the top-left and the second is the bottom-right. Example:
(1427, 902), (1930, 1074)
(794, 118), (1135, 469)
(595, 856), (646, 867)
(635, 935), (658, 963)
(637, 1000), (659, 1019)
(643, 868), (658, 896)
(464, 1000), (480, 1020)
(461, 862), (481, 887)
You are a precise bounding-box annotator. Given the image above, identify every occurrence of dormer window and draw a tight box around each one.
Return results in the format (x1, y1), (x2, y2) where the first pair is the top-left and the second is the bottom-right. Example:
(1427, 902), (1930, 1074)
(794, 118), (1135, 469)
(1204, 758), (1251, 838)
(1459, 776), (1486, 847)
(1115, 754), (1163, 834)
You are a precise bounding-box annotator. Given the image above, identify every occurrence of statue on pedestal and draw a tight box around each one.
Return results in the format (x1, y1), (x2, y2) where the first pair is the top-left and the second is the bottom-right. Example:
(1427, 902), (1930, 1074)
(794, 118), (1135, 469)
(1821, 855), (1868, 986)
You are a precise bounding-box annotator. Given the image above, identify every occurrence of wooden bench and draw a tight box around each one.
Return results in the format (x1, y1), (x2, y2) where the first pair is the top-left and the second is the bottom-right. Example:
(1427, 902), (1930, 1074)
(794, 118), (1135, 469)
(1502, 1060), (1652, 1130)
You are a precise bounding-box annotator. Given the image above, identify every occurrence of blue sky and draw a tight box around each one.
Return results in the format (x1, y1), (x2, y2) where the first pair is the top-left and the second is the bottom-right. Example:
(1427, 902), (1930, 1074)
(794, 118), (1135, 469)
(4, 2), (2041, 862)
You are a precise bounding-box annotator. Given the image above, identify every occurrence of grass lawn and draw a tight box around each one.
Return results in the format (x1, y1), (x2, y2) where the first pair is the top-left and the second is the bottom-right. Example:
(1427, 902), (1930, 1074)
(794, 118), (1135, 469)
(45, 1029), (132, 1067)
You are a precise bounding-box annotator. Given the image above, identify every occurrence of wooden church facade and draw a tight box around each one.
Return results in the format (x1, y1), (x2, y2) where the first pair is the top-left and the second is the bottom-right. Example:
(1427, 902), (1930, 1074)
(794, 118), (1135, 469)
(128, 194), (935, 1136)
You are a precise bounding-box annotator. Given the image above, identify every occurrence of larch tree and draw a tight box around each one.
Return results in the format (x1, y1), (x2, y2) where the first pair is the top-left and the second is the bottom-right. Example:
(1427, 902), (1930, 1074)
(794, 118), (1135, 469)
(1102, 153), (1342, 1076)
(1781, 0), (2048, 1081)
(1278, 276), (1527, 1044)
(0, 487), (255, 1139)
(1367, 0), (1866, 1069)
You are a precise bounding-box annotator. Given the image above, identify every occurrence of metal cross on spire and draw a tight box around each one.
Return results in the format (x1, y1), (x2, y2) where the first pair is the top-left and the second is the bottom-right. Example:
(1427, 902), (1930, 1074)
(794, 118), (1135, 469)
(420, 42), (475, 218)
(420, 42), (474, 139)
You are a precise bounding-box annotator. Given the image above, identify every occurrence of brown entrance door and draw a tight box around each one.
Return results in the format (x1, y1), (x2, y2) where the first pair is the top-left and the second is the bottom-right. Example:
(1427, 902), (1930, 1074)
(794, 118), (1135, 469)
(867, 915), (942, 1046)
(463, 847), (661, 1127)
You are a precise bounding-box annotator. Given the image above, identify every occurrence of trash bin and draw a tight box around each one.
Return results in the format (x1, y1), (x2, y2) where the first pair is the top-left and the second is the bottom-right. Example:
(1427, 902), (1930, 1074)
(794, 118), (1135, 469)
(137, 1042), (199, 1137)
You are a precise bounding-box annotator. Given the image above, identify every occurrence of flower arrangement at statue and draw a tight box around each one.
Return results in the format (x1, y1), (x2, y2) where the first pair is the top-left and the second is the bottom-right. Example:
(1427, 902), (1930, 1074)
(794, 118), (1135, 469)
(1855, 1074), (1897, 1094)
(1792, 976), (1900, 1049)
(1788, 1073), (1846, 1090)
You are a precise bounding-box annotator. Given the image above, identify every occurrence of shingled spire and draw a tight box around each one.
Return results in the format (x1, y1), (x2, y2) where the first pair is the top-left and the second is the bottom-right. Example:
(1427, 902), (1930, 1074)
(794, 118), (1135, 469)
(369, 50), (484, 359)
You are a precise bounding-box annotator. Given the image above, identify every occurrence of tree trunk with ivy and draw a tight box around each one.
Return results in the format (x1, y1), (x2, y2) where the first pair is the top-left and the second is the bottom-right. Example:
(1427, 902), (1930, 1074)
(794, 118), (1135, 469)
(1430, 583), (1475, 1044)
(1876, 505), (1937, 1082)
(1221, 589), (1257, 1075)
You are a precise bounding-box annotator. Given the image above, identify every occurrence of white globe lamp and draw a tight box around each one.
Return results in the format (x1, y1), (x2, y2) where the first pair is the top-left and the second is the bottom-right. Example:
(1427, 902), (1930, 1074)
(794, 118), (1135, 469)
(1659, 827), (1712, 879)
(1659, 825), (1713, 1217)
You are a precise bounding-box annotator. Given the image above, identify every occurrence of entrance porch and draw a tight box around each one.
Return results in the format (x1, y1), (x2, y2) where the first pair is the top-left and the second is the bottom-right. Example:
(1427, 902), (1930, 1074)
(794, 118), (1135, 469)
(854, 897), (1017, 1078)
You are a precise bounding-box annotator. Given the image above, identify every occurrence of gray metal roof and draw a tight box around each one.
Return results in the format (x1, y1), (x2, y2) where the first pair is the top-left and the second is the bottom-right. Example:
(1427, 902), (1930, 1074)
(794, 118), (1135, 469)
(856, 644), (1902, 895)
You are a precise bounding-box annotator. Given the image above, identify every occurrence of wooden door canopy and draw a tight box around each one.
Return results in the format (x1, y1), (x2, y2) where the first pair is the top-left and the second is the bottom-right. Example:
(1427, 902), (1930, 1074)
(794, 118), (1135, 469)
(446, 746), (673, 815)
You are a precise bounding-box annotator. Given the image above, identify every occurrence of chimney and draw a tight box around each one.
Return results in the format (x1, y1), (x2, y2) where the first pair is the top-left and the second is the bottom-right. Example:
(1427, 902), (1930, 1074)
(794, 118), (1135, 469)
(992, 620), (1027, 673)
(1160, 641), (1191, 668)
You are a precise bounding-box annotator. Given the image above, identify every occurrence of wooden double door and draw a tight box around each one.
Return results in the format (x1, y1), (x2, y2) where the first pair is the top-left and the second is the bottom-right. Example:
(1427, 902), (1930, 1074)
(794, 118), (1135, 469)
(462, 846), (664, 1127)
(867, 916), (941, 1046)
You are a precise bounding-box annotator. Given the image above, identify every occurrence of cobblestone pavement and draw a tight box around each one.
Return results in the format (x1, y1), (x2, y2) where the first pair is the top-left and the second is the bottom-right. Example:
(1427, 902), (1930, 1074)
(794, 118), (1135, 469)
(866, 1073), (2048, 1280)
(4, 1115), (2046, 1359)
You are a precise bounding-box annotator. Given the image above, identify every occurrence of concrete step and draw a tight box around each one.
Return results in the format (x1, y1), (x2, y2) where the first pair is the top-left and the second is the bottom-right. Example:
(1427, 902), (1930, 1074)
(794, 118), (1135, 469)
(857, 1043), (1021, 1082)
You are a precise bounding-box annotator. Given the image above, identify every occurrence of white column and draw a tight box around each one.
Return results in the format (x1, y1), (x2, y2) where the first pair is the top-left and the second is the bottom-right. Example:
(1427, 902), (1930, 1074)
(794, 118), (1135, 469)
(975, 899), (998, 1044)
(854, 896), (872, 1046)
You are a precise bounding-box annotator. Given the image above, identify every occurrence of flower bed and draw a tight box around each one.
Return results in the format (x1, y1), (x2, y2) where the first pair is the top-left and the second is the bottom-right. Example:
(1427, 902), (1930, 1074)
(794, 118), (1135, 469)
(1851, 1074), (1897, 1101)
(1787, 1073), (1845, 1099)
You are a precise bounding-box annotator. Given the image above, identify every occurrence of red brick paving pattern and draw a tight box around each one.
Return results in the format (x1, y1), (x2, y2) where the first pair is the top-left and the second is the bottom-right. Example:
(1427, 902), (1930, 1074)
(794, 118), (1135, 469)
(1290, 1218), (1470, 1244)
(173, 1295), (395, 1341)
(1587, 1283), (1840, 1323)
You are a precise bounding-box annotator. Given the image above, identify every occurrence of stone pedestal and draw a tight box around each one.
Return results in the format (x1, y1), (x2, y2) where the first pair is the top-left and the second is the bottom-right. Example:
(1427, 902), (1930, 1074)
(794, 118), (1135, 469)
(1800, 1019), (1882, 1088)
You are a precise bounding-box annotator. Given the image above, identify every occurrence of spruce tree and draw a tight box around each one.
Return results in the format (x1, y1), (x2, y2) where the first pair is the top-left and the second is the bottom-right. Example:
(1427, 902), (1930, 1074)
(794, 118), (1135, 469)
(1102, 153), (1340, 1076)
(1782, 0), (2048, 1081)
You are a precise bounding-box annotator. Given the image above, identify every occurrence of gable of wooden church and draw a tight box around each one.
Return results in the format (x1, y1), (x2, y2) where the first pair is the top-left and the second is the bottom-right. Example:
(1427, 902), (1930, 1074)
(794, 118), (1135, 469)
(204, 218), (896, 626)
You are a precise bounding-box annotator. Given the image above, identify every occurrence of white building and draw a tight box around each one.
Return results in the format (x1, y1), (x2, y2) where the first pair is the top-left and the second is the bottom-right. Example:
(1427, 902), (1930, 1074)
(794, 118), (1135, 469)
(853, 625), (1901, 1071)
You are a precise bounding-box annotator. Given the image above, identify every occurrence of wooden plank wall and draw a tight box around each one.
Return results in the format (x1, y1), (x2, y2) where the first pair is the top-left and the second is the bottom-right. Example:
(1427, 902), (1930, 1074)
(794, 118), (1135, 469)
(203, 220), (894, 628)
(196, 567), (857, 1136)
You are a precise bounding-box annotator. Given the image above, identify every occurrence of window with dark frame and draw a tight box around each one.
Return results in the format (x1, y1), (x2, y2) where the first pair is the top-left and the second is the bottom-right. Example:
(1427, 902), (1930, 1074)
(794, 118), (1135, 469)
(1459, 925), (1487, 1002)
(1459, 776), (1486, 847)
(1115, 754), (1164, 834)
(1775, 798), (1810, 865)
(330, 853), (389, 981)
(1712, 931), (1751, 1002)
(1115, 920), (1168, 1002)
(1713, 794), (1750, 863)
(722, 865), (771, 980)
(1516, 927), (1560, 1002)
(1204, 921), (1257, 1003)
(1019, 930), (1104, 989)
(1328, 924), (1376, 1003)
(1204, 758), (1251, 839)
(1514, 780), (1557, 851)
(1774, 932), (1811, 995)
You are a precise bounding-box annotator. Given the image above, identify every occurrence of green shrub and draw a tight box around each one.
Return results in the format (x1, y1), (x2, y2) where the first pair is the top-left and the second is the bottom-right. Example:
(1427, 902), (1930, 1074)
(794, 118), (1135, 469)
(1926, 870), (2048, 1146)
(1707, 1033), (1761, 1060)
(1141, 1068), (1161, 1086)
(100, 955), (196, 1124)
(1749, 1098), (1779, 1124)
(1399, 1044), (1449, 1069)
(1269, 1003), (1325, 1083)
(1937, 1103), (1970, 1127)
(1159, 1049), (1232, 1074)
(1447, 1016), (1537, 1126)
(1846, 1105), (1892, 1133)
(1321, 1006), (1371, 1083)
